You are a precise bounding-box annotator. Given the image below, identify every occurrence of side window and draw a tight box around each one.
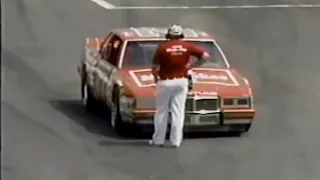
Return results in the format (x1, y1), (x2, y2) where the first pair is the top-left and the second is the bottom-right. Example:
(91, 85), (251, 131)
(99, 33), (112, 60)
(109, 38), (123, 66)
(100, 34), (123, 66)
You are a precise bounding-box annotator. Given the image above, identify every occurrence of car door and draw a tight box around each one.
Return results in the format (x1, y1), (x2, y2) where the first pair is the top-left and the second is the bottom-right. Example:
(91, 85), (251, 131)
(89, 34), (113, 99)
(97, 35), (123, 105)
(105, 37), (124, 104)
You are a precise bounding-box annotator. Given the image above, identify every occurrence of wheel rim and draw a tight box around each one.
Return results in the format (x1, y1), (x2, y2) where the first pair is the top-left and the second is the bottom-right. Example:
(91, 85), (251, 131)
(110, 102), (117, 128)
(83, 85), (88, 106)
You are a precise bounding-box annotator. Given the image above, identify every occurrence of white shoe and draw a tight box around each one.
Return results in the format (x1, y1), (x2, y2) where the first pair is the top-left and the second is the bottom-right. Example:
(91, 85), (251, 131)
(169, 143), (180, 148)
(149, 140), (164, 147)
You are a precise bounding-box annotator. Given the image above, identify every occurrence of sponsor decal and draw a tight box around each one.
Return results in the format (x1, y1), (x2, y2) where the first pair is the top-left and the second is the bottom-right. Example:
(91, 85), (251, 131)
(129, 68), (239, 87)
(129, 69), (156, 87)
(140, 74), (154, 82)
(188, 91), (218, 96)
(188, 68), (239, 86)
(189, 71), (228, 81)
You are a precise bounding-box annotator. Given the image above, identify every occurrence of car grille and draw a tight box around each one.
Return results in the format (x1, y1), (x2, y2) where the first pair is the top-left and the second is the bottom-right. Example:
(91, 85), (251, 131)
(199, 114), (220, 124)
(185, 98), (219, 112)
(185, 99), (193, 111)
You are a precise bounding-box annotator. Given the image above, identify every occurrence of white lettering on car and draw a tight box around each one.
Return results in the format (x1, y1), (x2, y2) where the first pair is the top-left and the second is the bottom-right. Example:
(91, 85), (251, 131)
(189, 72), (228, 81)
(188, 91), (218, 96)
(140, 74), (154, 82)
(138, 73), (228, 82)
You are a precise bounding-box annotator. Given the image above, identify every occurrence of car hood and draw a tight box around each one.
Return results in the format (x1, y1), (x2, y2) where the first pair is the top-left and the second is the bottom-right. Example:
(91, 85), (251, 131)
(119, 68), (252, 98)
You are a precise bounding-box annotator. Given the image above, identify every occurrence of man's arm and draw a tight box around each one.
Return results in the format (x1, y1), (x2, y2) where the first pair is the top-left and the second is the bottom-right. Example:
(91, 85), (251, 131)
(186, 52), (210, 69)
(185, 44), (210, 70)
(151, 47), (161, 83)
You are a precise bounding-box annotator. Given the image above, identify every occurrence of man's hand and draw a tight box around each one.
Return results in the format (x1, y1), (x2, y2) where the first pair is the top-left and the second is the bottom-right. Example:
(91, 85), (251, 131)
(151, 64), (159, 84)
(153, 75), (159, 84)
(187, 52), (210, 69)
(185, 62), (191, 71)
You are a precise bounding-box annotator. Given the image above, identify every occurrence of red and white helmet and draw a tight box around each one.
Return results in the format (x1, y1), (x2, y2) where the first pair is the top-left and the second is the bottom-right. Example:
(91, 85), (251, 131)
(165, 24), (184, 39)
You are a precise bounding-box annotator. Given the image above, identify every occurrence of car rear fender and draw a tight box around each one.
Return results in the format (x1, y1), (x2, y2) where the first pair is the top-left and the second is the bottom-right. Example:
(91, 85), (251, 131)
(78, 38), (103, 96)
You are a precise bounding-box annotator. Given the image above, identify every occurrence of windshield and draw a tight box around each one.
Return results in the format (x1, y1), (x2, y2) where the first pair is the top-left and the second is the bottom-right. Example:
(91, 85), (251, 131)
(121, 40), (228, 68)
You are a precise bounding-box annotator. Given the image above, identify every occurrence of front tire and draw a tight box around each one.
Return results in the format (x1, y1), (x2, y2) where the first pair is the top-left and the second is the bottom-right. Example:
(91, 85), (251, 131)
(234, 123), (252, 136)
(242, 123), (252, 132)
(110, 87), (131, 136)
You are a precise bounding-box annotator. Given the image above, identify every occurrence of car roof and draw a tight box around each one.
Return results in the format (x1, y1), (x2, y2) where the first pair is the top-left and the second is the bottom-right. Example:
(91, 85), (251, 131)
(112, 27), (215, 40)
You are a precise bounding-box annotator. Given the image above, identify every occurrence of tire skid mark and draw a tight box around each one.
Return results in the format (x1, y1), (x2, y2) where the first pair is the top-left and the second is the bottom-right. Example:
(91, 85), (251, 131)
(2, 102), (66, 141)
(2, 49), (52, 95)
(15, 0), (37, 42)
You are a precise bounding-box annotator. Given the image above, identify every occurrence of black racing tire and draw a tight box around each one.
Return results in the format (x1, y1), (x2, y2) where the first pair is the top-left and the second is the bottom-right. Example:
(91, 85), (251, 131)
(242, 123), (252, 132)
(80, 64), (87, 99)
(234, 123), (252, 136)
(84, 85), (98, 113)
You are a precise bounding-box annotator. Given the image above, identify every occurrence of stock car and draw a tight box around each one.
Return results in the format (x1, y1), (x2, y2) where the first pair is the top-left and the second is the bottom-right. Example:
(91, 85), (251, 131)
(77, 27), (256, 136)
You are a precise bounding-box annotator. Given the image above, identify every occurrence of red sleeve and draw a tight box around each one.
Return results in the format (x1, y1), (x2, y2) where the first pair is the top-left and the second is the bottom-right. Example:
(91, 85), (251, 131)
(186, 42), (205, 59)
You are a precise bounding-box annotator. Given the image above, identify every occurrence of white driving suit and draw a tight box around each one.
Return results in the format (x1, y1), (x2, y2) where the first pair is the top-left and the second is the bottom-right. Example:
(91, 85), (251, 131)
(152, 77), (188, 146)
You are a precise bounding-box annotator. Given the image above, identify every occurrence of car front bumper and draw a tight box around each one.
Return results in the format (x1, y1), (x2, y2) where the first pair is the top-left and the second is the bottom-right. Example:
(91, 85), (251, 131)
(132, 111), (254, 133)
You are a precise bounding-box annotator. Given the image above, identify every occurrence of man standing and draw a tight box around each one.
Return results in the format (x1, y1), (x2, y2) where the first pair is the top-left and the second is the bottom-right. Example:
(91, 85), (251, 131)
(150, 25), (210, 148)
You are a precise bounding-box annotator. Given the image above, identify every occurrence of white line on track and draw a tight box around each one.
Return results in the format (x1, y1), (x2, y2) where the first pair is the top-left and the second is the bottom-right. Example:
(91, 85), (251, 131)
(89, 1), (320, 10)
(90, 0), (115, 9)
(112, 4), (320, 10)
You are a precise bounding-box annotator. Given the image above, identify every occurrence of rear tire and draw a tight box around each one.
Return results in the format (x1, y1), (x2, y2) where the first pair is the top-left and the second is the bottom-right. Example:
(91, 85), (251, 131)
(84, 85), (98, 113)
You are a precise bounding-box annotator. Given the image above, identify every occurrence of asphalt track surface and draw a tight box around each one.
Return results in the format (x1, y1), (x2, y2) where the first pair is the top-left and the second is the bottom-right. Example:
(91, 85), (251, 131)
(2, 0), (320, 179)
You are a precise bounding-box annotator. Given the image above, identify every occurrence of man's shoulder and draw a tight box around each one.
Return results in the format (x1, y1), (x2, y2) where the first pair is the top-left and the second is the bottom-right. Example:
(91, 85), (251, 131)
(160, 41), (175, 47)
(157, 41), (173, 49)
(170, 40), (188, 45)
(162, 40), (189, 48)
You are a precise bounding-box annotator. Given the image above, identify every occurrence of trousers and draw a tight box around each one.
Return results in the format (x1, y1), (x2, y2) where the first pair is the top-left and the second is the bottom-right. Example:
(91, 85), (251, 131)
(152, 78), (188, 146)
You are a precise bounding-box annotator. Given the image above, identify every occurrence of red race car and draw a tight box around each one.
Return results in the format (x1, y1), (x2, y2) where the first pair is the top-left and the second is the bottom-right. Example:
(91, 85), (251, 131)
(78, 27), (256, 136)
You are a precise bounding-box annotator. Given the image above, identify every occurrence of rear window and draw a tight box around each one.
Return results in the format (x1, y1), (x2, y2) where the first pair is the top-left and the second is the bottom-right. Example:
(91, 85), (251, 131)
(121, 40), (227, 68)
